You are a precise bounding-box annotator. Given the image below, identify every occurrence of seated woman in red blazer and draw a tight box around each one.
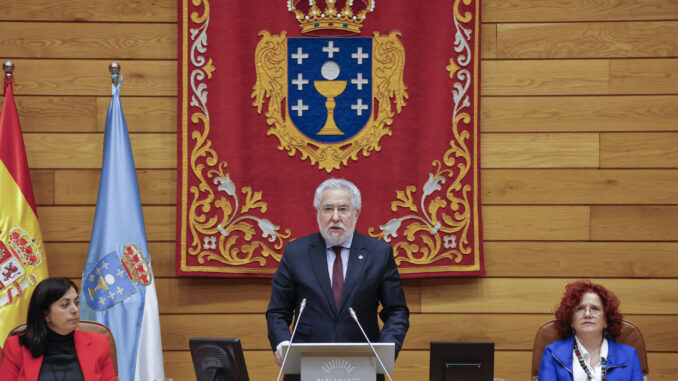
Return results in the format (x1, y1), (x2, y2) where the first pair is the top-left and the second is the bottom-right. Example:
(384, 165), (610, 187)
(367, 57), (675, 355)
(0, 277), (116, 381)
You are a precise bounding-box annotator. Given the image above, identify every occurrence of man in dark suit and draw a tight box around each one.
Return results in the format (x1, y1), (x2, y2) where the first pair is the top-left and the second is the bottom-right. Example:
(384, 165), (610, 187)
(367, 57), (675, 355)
(266, 178), (409, 380)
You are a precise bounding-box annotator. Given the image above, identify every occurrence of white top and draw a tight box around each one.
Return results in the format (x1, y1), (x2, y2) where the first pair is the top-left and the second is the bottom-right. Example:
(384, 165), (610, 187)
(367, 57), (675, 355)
(573, 336), (609, 381)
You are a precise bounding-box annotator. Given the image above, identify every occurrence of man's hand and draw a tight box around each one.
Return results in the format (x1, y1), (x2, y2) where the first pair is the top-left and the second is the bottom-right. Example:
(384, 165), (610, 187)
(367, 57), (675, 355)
(275, 347), (283, 366)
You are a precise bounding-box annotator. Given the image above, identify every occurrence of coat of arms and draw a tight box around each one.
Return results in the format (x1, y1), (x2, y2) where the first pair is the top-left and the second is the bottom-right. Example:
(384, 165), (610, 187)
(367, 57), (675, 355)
(0, 227), (42, 308)
(83, 243), (153, 310)
(252, 0), (407, 172)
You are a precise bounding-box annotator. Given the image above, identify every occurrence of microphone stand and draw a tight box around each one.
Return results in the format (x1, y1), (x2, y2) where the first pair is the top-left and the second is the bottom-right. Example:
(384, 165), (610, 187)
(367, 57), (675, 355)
(348, 307), (393, 381)
(275, 298), (307, 381)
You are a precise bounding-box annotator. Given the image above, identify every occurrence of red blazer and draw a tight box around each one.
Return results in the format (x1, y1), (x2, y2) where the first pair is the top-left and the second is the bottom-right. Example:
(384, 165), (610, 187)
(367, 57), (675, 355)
(0, 330), (117, 381)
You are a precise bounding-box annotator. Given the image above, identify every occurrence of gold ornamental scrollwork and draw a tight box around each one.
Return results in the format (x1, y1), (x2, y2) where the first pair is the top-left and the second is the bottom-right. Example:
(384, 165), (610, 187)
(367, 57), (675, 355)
(187, 1), (291, 268)
(252, 31), (408, 173)
(368, 3), (475, 267)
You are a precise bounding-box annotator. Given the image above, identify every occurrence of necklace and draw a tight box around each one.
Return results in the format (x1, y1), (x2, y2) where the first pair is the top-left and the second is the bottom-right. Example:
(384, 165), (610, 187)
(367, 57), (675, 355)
(574, 339), (607, 381)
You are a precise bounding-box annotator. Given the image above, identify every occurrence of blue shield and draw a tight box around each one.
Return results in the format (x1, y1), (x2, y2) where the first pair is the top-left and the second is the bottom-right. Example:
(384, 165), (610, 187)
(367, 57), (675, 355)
(83, 250), (138, 310)
(288, 37), (372, 143)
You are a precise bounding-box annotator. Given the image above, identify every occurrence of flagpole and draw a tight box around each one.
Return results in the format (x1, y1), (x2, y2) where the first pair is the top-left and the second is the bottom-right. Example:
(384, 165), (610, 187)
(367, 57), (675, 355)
(79, 60), (165, 381)
(109, 61), (121, 85)
(3, 60), (14, 81)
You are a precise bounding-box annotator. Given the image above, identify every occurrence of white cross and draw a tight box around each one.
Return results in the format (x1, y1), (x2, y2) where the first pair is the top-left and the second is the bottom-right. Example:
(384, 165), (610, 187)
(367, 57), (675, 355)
(352, 47), (369, 64)
(291, 47), (309, 65)
(291, 98), (309, 116)
(351, 98), (369, 116)
(322, 41), (340, 58)
(351, 73), (369, 91)
(116, 268), (125, 277)
(291, 73), (309, 91)
(116, 287), (124, 295)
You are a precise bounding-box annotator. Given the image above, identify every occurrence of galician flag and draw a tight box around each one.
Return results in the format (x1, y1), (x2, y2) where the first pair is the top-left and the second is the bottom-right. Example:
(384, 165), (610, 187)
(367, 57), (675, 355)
(79, 72), (165, 380)
(0, 68), (49, 347)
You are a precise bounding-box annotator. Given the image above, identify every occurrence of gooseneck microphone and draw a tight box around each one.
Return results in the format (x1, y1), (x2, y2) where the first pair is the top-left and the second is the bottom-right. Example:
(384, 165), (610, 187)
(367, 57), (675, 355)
(275, 298), (307, 381)
(348, 307), (393, 381)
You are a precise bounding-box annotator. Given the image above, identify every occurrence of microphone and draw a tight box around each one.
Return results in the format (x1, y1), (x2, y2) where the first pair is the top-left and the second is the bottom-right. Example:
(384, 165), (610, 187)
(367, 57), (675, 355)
(276, 298), (307, 381)
(348, 307), (393, 381)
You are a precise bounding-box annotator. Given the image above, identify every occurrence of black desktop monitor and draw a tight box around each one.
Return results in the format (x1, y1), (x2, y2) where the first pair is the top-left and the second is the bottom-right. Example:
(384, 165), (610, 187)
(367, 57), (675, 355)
(189, 337), (250, 381)
(429, 342), (494, 381)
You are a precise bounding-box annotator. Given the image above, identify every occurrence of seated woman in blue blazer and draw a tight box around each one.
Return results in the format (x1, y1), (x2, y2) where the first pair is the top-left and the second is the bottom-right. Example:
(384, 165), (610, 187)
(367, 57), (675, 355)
(0, 277), (116, 381)
(538, 280), (642, 381)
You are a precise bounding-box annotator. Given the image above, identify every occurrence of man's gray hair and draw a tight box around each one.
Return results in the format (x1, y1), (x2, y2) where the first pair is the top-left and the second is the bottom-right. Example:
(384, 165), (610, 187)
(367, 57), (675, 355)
(313, 178), (362, 210)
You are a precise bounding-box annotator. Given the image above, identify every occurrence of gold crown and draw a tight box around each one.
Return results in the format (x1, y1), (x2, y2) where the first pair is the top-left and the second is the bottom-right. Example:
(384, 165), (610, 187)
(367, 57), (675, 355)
(288, 0), (375, 36)
(8, 227), (42, 266)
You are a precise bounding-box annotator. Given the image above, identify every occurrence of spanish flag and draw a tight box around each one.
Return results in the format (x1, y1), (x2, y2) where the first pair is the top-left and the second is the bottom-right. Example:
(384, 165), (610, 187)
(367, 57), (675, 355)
(0, 69), (49, 346)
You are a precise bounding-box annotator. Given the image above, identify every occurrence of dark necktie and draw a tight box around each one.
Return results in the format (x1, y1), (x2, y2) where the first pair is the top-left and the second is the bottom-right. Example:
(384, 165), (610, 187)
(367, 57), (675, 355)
(332, 246), (344, 308)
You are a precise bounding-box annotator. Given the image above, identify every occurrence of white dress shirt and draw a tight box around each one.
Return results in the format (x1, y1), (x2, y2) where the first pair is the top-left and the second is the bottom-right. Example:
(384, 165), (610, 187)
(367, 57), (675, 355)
(325, 234), (352, 285)
(573, 336), (609, 381)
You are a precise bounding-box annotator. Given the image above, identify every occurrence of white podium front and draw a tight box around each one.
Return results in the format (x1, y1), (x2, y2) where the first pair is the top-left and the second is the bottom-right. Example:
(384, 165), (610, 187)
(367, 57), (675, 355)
(281, 342), (395, 381)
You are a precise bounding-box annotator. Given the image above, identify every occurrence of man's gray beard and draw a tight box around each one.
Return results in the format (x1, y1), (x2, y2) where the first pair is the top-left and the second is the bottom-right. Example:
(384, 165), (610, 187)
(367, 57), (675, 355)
(318, 218), (356, 247)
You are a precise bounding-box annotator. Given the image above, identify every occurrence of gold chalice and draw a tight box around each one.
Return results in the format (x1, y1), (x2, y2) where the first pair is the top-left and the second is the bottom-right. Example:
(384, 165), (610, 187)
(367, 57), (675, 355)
(314, 80), (347, 135)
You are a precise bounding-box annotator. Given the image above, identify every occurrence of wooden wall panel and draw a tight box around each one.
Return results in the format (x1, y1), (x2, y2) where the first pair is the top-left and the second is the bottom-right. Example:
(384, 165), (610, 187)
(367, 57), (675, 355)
(30, 169), (54, 205)
(591, 206), (678, 241)
(9, 59), (175, 96)
(600, 132), (678, 168)
(0, 96), (177, 132)
(481, 24), (497, 59)
(24, 133), (175, 169)
(2, 96), (97, 132)
(0, 0), (176, 22)
(95, 96), (177, 132)
(482, 59), (609, 95)
(0, 22), (176, 59)
(3, 0), (677, 379)
(482, 169), (678, 204)
(38, 205), (175, 241)
(54, 169), (175, 204)
(610, 59), (678, 94)
(483, 241), (678, 278)
(421, 278), (678, 314)
(482, 206), (590, 241)
(496, 21), (678, 58)
(481, 133), (599, 168)
(482, 0), (678, 22)
(481, 95), (678, 133)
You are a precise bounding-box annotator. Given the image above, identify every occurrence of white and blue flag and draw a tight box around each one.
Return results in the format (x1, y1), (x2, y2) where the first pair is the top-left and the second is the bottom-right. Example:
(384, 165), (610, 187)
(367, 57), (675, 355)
(80, 74), (165, 381)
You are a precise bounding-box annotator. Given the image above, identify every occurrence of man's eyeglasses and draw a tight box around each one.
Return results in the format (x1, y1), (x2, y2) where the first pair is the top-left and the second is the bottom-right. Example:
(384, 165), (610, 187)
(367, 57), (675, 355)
(319, 206), (354, 217)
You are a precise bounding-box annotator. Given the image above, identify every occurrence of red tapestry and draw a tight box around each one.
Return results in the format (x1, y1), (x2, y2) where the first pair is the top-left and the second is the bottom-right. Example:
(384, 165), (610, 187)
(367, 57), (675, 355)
(177, 0), (483, 278)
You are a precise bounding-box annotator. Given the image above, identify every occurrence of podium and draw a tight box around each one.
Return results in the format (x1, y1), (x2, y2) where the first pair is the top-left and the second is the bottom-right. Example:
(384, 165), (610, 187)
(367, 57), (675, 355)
(281, 342), (395, 381)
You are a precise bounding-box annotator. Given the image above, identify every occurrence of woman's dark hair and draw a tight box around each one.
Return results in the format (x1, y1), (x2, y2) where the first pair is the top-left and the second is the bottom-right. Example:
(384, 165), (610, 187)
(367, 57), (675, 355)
(19, 277), (79, 357)
(554, 280), (623, 340)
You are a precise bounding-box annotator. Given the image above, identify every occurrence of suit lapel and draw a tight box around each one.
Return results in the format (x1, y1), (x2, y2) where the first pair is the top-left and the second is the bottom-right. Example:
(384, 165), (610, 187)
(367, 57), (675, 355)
(339, 232), (367, 312)
(24, 345), (42, 381)
(308, 233), (336, 312)
(74, 330), (94, 380)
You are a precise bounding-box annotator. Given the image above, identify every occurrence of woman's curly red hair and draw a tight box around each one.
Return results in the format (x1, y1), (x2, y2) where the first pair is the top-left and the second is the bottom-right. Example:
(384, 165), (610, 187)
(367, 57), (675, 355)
(554, 280), (623, 340)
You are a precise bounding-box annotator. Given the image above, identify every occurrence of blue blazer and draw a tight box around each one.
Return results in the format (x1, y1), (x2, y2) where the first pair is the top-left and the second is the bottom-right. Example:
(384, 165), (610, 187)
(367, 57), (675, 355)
(538, 336), (643, 381)
(266, 231), (409, 355)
